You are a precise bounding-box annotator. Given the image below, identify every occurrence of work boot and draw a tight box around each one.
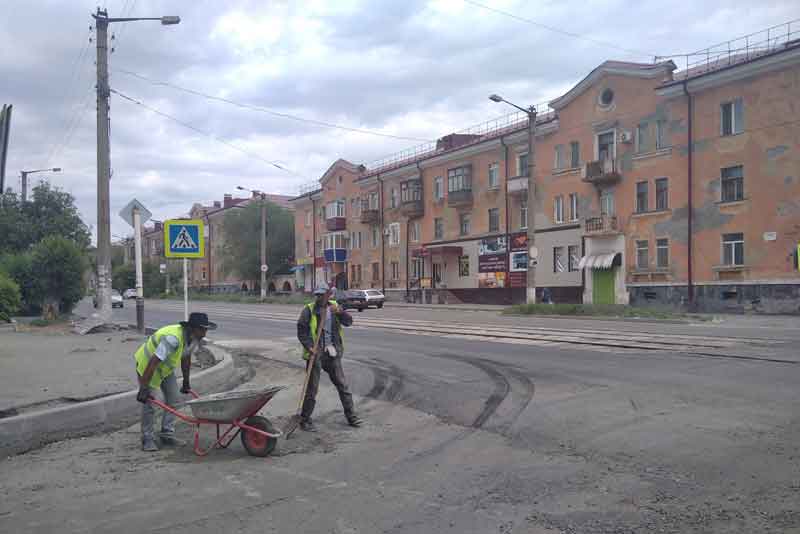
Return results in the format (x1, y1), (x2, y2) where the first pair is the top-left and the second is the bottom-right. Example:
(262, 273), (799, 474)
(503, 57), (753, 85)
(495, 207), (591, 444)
(159, 435), (183, 447)
(346, 415), (363, 428)
(299, 419), (318, 432)
(142, 437), (159, 452)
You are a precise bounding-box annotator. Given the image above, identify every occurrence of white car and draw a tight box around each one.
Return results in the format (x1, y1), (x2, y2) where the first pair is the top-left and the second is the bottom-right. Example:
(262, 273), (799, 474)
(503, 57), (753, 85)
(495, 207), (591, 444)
(123, 288), (137, 299)
(112, 290), (124, 309)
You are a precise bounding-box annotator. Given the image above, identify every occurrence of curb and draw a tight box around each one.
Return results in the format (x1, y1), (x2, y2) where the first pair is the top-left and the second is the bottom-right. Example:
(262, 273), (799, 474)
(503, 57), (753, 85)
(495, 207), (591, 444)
(0, 343), (239, 458)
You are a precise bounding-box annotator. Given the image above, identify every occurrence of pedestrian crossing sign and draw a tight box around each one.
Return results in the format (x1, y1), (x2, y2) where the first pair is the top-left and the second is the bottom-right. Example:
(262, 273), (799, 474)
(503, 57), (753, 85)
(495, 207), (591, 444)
(164, 219), (205, 258)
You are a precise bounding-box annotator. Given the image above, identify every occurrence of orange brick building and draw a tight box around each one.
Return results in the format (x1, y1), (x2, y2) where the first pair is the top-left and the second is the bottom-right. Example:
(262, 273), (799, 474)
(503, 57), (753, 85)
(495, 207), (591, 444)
(291, 33), (800, 312)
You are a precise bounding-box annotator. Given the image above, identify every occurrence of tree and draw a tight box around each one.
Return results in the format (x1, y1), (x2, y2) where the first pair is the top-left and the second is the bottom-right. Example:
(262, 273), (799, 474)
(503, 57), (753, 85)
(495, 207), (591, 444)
(113, 261), (168, 297)
(0, 252), (39, 315)
(221, 201), (294, 283)
(0, 272), (21, 322)
(30, 235), (87, 314)
(0, 182), (91, 256)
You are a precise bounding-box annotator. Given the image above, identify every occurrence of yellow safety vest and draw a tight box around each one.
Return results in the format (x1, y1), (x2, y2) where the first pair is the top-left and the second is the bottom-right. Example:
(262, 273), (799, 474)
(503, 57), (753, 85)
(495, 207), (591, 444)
(303, 300), (343, 360)
(134, 324), (186, 388)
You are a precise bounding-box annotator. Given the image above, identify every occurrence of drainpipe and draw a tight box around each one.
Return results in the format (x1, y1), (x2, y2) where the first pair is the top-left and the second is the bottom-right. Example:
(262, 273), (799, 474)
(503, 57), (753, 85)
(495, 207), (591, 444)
(379, 175), (385, 294)
(311, 198), (317, 291)
(501, 135), (511, 305)
(405, 218), (410, 300)
(682, 81), (694, 306)
(206, 214), (212, 293)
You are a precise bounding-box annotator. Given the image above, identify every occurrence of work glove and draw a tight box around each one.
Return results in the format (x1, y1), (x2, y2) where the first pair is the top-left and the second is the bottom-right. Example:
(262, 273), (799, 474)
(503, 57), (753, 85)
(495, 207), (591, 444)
(180, 380), (192, 395)
(136, 386), (151, 404)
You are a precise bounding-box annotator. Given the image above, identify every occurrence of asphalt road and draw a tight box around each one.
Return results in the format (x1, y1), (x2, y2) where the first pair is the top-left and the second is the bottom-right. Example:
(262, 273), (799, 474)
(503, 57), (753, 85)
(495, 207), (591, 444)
(1, 300), (799, 533)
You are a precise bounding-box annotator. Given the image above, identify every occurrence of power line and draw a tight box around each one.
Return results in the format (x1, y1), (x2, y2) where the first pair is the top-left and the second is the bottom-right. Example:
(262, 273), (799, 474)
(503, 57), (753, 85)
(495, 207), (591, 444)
(49, 86), (95, 165)
(462, 0), (656, 58)
(114, 68), (435, 143)
(109, 88), (305, 177)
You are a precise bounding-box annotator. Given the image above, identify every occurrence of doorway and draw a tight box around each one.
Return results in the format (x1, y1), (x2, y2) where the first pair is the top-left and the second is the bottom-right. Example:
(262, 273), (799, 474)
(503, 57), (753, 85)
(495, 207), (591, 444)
(592, 269), (615, 305)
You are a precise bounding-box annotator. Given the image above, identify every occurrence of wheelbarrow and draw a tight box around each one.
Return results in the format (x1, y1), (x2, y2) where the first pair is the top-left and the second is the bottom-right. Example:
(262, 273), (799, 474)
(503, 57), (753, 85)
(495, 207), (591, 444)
(148, 386), (286, 457)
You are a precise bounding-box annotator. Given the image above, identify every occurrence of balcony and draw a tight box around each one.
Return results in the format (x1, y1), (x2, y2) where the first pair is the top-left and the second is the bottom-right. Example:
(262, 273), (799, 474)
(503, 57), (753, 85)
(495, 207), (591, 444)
(447, 189), (473, 207)
(400, 179), (424, 218)
(326, 217), (346, 231)
(323, 248), (348, 263)
(400, 199), (424, 218)
(582, 158), (621, 185)
(360, 209), (380, 225)
(507, 175), (528, 196)
(585, 214), (620, 235)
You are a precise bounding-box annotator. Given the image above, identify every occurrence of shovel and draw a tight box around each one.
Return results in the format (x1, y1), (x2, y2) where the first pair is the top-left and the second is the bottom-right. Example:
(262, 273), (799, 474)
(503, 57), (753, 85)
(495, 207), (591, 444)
(284, 292), (330, 438)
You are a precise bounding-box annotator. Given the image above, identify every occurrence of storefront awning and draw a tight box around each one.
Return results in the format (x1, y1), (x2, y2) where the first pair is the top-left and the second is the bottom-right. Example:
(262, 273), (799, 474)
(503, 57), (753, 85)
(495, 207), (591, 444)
(412, 245), (463, 257)
(578, 252), (621, 270)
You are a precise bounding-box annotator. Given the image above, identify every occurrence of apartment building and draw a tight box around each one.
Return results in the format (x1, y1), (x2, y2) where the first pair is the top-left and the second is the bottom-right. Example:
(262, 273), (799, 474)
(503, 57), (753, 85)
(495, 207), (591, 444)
(291, 28), (800, 311)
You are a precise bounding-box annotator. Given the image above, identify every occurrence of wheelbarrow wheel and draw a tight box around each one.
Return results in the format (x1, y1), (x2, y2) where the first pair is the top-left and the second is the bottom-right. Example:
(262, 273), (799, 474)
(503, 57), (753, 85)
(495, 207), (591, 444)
(241, 416), (278, 457)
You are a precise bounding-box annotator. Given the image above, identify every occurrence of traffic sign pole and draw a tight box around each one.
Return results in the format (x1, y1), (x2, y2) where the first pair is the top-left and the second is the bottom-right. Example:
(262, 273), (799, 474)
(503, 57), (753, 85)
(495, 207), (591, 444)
(133, 207), (145, 333)
(183, 258), (189, 321)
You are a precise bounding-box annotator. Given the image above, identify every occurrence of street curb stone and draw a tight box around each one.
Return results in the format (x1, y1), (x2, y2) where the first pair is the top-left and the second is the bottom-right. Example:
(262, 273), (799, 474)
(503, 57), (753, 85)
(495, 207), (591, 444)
(0, 343), (238, 458)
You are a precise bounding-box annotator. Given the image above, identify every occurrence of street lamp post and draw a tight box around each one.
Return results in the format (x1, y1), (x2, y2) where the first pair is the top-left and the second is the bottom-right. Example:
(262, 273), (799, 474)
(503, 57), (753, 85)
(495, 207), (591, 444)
(20, 167), (61, 202)
(237, 186), (268, 302)
(91, 8), (179, 322)
(490, 94), (538, 304)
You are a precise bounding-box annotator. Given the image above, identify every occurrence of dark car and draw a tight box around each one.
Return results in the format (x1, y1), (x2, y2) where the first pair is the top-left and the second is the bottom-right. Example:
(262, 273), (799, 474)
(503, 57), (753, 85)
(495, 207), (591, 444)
(339, 289), (385, 311)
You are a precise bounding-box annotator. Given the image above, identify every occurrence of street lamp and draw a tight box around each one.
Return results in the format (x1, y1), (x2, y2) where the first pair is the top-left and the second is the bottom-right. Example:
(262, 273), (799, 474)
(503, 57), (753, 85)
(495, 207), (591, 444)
(490, 93), (538, 304)
(91, 8), (179, 322)
(237, 186), (269, 302)
(20, 167), (61, 202)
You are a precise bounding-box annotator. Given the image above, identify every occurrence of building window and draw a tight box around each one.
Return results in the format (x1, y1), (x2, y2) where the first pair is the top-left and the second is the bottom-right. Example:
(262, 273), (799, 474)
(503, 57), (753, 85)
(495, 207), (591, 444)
(553, 246), (565, 273)
(369, 191), (379, 210)
(305, 240), (310, 256)
(568, 193), (579, 222)
(656, 238), (669, 268)
(570, 141), (580, 168)
(721, 165), (744, 202)
(412, 257), (423, 279)
(637, 122), (650, 153)
(201, 268), (207, 281)
(554, 144), (566, 170)
(326, 199), (345, 218)
(636, 240), (649, 269)
(520, 199), (528, 229)
(304, 210), (311, 227)
(433, 263), (443, 284)
(390, 188), (398, 208)
(722, 233), (744, 266)
(356, 264), (362, 283)
(371, 226), (379, 248)
(655, 178), (669, 210)
(388, 222), (400, 246)
(434, 217), (444, 239)
(372, 262), (380, 281)
(351, 265), (356, 283)
(410, 221), (420, 242)
(517, 153), (529, 177)
(636, 181), (648, 213)
(597, 131), (615, 161)
(459, 213), (471, 236)
(568, 245), (579, 272)
(656, 119), (667, 149)
(401, 180), (422, 203)
(488, 208), (500, 233)
(448, 166), (472, 193)
(459, 255), (470, 277)
(721, 98), (744, 136)
(601, 190), (615, 216)
(434, 176), (444, 200)
(553, 195), (564, 224)
(391, 261), (400, 280)
(488, 162), (499, 189)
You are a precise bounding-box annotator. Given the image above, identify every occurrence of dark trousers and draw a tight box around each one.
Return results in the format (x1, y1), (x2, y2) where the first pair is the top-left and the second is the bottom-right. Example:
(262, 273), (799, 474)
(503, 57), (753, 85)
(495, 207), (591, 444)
(301, 351), (355, 421)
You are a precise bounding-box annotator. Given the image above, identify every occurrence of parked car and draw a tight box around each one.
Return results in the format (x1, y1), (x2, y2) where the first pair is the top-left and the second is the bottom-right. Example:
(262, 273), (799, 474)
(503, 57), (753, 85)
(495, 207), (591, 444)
(95, 290), (124, 308)
(340, 289), (385, 311)
(123, 288), (137, 299)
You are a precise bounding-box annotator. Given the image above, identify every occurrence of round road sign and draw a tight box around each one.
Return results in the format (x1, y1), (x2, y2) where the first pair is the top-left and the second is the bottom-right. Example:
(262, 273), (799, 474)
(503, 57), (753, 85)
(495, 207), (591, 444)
(528, 245), (539, 259)
(260, 264), (269, 273)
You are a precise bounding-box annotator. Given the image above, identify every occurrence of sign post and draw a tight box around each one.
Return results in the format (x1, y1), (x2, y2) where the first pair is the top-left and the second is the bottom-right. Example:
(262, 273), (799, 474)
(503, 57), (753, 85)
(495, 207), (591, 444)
(119, 199), (152, 333)
(164, 219), (205, 322)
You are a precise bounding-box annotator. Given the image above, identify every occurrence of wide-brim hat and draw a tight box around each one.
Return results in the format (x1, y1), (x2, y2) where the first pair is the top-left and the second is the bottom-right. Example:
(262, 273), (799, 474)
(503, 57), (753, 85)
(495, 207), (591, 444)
(313, 286), (329, 295)
(180, 312), (217, 330)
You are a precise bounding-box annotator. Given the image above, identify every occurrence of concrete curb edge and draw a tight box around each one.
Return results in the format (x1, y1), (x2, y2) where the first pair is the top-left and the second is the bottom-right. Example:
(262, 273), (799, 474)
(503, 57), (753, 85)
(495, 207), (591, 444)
(0, 342), (238, 458)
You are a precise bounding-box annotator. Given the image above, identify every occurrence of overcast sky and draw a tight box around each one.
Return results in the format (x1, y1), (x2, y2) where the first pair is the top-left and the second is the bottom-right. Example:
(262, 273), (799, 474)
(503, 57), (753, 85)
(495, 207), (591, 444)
(2, 0), (795, 241)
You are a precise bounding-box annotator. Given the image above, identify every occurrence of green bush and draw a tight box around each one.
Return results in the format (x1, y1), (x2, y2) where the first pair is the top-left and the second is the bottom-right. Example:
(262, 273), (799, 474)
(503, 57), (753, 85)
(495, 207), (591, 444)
(30, 235), (87, 314)
(0, 252), (40, 315)
(0, 272), (21, 322)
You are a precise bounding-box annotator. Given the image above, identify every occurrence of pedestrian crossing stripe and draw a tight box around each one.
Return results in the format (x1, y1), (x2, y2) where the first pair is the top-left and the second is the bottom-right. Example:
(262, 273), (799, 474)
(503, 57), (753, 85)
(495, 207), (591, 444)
(164, 219), (205, 258)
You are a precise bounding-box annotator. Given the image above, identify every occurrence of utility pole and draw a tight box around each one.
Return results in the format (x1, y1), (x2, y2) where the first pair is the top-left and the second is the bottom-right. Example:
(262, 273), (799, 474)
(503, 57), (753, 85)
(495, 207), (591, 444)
(94, 8), (113, 322)
(525, 106), (538, 305)
(260, 195), (268, 302)
(133, 207), (144, 332)
(19, 167), (61, 203)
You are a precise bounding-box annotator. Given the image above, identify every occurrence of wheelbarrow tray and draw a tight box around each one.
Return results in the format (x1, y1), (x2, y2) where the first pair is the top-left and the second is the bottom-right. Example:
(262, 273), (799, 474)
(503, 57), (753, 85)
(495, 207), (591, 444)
(186, 386), (285, 422)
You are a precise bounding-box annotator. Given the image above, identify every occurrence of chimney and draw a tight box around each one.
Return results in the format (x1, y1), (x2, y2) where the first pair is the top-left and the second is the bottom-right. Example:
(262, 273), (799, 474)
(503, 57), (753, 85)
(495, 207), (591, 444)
(436, 133), (483, 152)
(213, 201), (221, 208)
(154, 221), (163, 231)
(223, 193), (234, 208)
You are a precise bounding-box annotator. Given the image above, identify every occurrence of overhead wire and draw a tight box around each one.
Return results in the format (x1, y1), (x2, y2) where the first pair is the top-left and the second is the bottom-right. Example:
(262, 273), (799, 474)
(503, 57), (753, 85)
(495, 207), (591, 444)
(113, 68), (434, 143)
(109, 88), (305, 177)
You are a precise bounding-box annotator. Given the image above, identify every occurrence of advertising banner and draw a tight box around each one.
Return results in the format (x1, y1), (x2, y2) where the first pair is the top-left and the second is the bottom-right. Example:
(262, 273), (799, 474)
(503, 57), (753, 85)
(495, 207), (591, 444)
(509, 232), (528, 288)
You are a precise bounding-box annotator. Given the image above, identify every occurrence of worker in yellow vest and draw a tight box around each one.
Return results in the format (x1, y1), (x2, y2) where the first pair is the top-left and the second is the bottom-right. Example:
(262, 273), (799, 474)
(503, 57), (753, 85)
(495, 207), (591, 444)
(134, 312), (217, 451)
(296, 286), (362, 431)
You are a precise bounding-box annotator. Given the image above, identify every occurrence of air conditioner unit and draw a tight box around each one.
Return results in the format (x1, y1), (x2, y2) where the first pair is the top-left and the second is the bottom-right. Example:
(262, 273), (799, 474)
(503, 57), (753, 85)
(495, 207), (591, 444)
(383, 228), (391, 236)
(619, 130), (634, 143)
